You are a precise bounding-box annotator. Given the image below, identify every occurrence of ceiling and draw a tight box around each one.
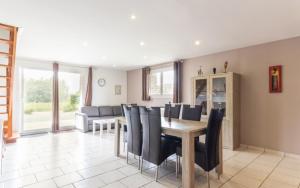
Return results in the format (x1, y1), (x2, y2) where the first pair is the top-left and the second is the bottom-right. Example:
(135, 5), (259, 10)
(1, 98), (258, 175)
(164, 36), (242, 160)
(1, 0), (300, 70)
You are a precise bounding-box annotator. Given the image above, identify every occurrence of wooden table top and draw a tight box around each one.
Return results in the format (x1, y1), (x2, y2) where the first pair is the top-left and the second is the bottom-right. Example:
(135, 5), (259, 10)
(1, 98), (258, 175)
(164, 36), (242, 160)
(116, 116), (207, 134)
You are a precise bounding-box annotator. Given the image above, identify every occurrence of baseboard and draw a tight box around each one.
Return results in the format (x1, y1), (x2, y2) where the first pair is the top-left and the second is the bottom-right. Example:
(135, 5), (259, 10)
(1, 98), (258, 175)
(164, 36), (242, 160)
(239, 144), (300, 158)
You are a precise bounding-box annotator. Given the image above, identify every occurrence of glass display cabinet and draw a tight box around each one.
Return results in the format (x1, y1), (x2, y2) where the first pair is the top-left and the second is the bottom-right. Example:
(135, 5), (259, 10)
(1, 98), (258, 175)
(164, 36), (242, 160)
(193, 72), (240, 150)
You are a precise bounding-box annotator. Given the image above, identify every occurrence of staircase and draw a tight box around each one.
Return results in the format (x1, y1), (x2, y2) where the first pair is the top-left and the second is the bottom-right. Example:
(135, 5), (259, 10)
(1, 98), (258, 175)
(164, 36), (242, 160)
(0, 23), (18, 143)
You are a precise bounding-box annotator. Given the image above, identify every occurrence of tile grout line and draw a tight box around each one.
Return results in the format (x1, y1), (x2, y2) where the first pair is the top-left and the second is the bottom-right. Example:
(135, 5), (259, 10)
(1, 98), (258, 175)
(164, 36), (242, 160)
(220, 149), (266, 187)
(257, 154), (285, 188)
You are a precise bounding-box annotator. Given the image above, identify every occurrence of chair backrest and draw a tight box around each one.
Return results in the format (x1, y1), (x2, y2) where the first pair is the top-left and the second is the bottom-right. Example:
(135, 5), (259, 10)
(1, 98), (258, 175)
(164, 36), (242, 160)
(139, 106), (162, 164)
(163, 104), (181, 119)
(182, 105), (202, 121)
(121, 104), (126, 116)
(121, 104), (138, 116)
(124, 106), (143, 156)
(205, 108), (225, 170)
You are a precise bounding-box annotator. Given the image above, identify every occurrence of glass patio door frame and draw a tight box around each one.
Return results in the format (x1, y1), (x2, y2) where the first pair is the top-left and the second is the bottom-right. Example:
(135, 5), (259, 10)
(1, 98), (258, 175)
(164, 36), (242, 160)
(58, 70), (82, 130)
(20, 67), (53, 135)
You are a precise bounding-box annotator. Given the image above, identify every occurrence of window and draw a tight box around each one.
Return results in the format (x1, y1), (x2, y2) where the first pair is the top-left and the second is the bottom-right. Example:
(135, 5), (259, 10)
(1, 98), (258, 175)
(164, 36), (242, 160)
(150, 68), (174, 97)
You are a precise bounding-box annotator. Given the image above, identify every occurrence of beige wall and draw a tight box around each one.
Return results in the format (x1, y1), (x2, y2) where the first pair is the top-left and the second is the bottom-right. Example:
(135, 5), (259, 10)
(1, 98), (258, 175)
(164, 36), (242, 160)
(127, 37), (300, 154)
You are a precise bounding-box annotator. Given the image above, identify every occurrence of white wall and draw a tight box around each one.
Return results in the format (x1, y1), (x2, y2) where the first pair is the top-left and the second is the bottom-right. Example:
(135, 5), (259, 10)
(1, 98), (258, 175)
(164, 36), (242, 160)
(92, 67), (127, 106)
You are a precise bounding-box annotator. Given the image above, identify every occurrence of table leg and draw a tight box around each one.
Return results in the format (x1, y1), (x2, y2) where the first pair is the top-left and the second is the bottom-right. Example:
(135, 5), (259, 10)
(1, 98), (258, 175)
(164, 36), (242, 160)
(106, 121), (111, 133)
(182, 132), (195, 188)
(93, 122), (96, 135)
(114, 119), (121, 157)
(100, 123), (103, 136)
(216, 127), (223, 175)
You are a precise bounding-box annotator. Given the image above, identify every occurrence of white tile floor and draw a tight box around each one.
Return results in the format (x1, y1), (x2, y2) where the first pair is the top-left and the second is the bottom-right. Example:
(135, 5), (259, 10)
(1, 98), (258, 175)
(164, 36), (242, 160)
(1, 131), (300, 188)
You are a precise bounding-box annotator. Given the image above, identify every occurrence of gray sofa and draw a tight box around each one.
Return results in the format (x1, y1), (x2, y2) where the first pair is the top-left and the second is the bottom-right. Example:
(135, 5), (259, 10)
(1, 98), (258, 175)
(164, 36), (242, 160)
(75, 106), (122, 132)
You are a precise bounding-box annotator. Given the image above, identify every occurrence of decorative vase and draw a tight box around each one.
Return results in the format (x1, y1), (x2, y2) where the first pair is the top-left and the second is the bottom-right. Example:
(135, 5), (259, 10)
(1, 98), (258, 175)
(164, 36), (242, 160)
(213, 67), (216, 74)
(224, 61), (228, 73)
(198, 66), (203, 76)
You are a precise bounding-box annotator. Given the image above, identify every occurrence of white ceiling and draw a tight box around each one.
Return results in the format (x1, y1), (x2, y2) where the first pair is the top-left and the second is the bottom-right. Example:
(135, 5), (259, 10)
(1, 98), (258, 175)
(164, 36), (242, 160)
(1, 0), (300, 70)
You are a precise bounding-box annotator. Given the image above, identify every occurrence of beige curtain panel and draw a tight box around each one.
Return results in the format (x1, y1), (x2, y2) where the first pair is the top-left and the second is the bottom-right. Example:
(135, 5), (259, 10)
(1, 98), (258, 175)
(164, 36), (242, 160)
(85, 67), (93, 106)
(142, 67), (151, 101)
(52, 62), (59, 132)
(173, 60), (183, 103)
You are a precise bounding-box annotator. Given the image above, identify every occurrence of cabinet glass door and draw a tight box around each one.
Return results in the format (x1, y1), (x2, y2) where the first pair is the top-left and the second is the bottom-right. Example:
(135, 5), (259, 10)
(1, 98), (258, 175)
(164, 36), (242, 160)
(211, 77), (226, 116)
(195, 78), (208, 115)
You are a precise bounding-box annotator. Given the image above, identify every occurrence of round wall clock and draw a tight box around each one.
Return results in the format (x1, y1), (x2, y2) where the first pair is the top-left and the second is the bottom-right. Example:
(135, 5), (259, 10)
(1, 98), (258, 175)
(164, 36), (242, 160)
(97, 78), (106, 87)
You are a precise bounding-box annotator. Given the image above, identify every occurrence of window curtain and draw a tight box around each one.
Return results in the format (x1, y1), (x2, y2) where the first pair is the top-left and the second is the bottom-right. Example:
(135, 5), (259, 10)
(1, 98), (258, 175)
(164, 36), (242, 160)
(142, 67), (151, 101)
(85, 67), (93, 106)
(173, 60), (183, 103)
(52, 63), (59, 132)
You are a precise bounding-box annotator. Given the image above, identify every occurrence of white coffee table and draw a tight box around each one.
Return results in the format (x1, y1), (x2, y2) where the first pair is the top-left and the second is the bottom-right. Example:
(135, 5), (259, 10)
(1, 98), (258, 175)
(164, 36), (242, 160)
(92, 119), (115, 135)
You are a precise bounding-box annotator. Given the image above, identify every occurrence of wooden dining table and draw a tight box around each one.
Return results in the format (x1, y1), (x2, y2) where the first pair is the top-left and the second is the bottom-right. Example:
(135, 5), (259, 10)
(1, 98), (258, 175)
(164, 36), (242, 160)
(114, 116), (223, 188)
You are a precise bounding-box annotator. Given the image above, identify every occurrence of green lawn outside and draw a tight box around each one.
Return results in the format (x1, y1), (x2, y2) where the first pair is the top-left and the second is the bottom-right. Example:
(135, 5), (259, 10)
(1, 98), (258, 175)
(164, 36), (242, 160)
(24, 111), (77, 131)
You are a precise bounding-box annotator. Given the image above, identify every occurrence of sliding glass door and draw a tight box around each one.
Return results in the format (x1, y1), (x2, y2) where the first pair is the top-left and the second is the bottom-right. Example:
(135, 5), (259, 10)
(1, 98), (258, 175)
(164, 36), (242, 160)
(22, 68), (53, 133)
(21, 68), (81, 134)
(59, 72), (81, 129)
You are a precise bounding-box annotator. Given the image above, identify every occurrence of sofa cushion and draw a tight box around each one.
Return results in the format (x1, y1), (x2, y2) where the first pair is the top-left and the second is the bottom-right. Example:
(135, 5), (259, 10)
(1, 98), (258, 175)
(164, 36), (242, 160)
(112, 106), (122, 116)
(81, 106), (100, 117)
(99, 106), (113, 116)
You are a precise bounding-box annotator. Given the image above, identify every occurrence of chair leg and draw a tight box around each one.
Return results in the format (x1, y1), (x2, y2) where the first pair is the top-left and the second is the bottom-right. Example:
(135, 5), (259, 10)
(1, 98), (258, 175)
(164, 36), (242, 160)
(138, 156), (141, 170)
(175, 155), (178, 178)
(140, 158), (144, 173)
(178, 157), (181, 173)
(207, 171), (210, 188)
(126, 150), (129, 164)
(155, 165), (159, 182)
(164, 158), (168, 167)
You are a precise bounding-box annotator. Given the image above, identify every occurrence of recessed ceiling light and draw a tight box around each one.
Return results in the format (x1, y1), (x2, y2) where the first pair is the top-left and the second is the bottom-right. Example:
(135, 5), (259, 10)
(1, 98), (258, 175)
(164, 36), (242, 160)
(112, 64), (116, 67)
(82, 41), (88, 47)
(101, 56), (107, 60)
(130, 14), (136, 20)
(143, 56), (147, 59)
(194, 40), (201, 46)
(140, 41), (145, 46)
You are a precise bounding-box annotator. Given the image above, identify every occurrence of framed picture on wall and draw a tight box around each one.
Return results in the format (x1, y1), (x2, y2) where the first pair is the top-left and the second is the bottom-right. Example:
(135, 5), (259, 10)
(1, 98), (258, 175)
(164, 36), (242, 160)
(115, 85), (121, 95)
(269, 65), (282, 93)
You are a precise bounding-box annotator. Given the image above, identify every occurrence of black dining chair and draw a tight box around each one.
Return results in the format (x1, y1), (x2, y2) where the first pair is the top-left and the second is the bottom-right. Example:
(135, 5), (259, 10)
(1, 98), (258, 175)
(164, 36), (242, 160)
(139, 106), (177, 181)
(175, 104), (202, 176)
(121, 104), (138, 151)
(175, 108), (224, 187)
(182, 104), (202, 121)
(163, 104), (181, 119)
(195, 108), (224, 188)
(123, 106), (143, 169)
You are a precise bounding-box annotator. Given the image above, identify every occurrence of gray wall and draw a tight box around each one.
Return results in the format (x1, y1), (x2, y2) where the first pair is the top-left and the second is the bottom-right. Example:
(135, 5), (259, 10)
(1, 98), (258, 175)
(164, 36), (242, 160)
(127, 36), (300, 155)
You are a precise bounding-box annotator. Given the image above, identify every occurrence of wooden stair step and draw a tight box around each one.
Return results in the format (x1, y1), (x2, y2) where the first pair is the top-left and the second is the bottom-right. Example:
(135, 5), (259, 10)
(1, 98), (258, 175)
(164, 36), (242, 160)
(0, 24), (14, 31)
(0, 64), (11, 67)
(4, 132), (19, 143)
(0, 76), (10, 79)
(0, 39), (12, 45)
(0, 52), (11, 57)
